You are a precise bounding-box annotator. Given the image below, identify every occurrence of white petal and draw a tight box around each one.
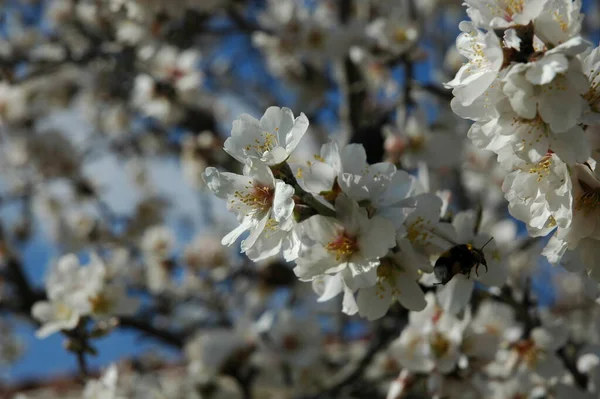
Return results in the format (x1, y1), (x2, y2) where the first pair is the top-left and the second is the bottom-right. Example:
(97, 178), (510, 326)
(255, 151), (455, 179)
(272, 181), (295, 223)
(396, 278), (427, 311)
(357, 285), (391, 320)
(221, 217), (254, 246)
(437, 275), (474, 315)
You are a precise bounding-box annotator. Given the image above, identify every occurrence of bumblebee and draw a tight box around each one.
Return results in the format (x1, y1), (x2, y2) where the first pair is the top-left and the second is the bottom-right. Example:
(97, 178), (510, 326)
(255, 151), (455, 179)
(433, 238), (493, 285)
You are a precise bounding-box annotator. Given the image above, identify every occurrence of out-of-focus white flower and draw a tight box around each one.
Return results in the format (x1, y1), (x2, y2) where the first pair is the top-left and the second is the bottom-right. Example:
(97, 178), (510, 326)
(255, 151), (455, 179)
(254, 309), (322, 368)
(390, 293), (464, 374)
(141, 225), (176, 261)
(464, 0), (546, 29)
(506, 324), (568, 379)
(32, 253), (139, 338)
(366, 6), (419, 55)
(32, 254), (94, 338)
(83, 364), (124, 399)
(131, 74), (184, 124)
(383, 110), (463, 170)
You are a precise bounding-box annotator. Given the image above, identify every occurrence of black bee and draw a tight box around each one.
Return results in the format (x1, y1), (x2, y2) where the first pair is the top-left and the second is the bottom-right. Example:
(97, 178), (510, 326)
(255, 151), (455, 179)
(433, 238), (494, 285)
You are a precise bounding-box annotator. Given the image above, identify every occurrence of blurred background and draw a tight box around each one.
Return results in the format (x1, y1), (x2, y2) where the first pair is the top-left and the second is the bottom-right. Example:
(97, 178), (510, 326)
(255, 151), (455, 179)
(0, 0), (599, 395)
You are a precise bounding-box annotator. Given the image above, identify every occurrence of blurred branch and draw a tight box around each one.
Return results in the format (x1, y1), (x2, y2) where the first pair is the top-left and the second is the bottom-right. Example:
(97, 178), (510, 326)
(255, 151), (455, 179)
(117, 316), (185, 349)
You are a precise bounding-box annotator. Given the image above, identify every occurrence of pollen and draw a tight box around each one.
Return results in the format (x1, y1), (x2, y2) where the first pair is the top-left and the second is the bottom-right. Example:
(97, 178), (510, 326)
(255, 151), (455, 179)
(394, 28), (409, 43)
(486, 0), (524, 20)
(244, 131), (279, 155)
(405, 216), (432, 245)
(89, 293), (112, 314)
(327, 231), (359, 261)
(584, 69), (600, 111)
(503, 0), (524, 17)
(375, 259), (400, 299)
(430, 332), (451, 359)
(408, 135), (426, 152)
(527, 155), (552, 182)
(514, 339), (540, 368)
(233, 185), (274, 212)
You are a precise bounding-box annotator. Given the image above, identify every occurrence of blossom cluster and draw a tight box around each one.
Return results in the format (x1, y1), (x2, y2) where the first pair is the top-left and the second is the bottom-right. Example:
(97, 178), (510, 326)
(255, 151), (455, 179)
(446, 0), (600, 288)
(202, 106), (507, 319)
(5, 0), (600, 398)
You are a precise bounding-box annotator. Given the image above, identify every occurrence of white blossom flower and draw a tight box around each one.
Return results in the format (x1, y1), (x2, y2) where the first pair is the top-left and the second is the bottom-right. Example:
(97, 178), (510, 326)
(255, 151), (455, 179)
(444, 22), (504, 107)
(390, 293), (464, 374)
(462, 300), (521, 365)
(464, 0), (546, 29)
(366, 5), (418, 55)
(402, 193), (456, 259)
(254, 309), (322, 368)
(141, 225), (176, 261)
(299, 141), (419, 224)
(582, 45), (600, 124)
(356, 239), (427, 320)
(502, 153), (572, 236)
(534, 0), (584, 47)
(83, 364), (125, 399)
(131, 74), (184, 124)
(32, 254), (139, 337)
(145, 45), (203, 101)
(203, 159), (298, 261)
(294, 194), (396, 298)
(501, 38), (590, 133)
(31, 254), (94, 338)
(543, 163), (600, 279)
(383, 110), (463, 170)
(223, 107), (309, 166)
(507, 325), (568, 379)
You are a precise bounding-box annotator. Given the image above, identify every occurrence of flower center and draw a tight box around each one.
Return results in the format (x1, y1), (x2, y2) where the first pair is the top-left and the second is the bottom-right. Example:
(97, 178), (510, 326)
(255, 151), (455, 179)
(514, 339), (540, 368)
(394, 28), (409, 43)
(234, 185), (274, 213)
(405, 216), (433, 246)
(503, 0), (524, 19)
(326, 231), (359, 261)
(430, 332), (451, 358)
(56, 302), (73, 320)
(408, 135), (426, 152)
(244, 131), (279, 155)
(89, 293), (113, 314)
(307, 29), (325, 49)
(374, 259), (401, 299)
(527, 154), (552, 182)
(282, 334), (300, 351)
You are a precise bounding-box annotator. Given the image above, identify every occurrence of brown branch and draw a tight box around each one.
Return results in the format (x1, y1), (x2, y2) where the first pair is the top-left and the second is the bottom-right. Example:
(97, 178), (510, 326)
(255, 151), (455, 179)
(117, 316), (185, 349)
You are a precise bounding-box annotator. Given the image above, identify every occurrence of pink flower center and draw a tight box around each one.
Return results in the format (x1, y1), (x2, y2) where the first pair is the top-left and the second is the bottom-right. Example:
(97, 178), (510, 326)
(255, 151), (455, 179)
(326, 231), (359, 261)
